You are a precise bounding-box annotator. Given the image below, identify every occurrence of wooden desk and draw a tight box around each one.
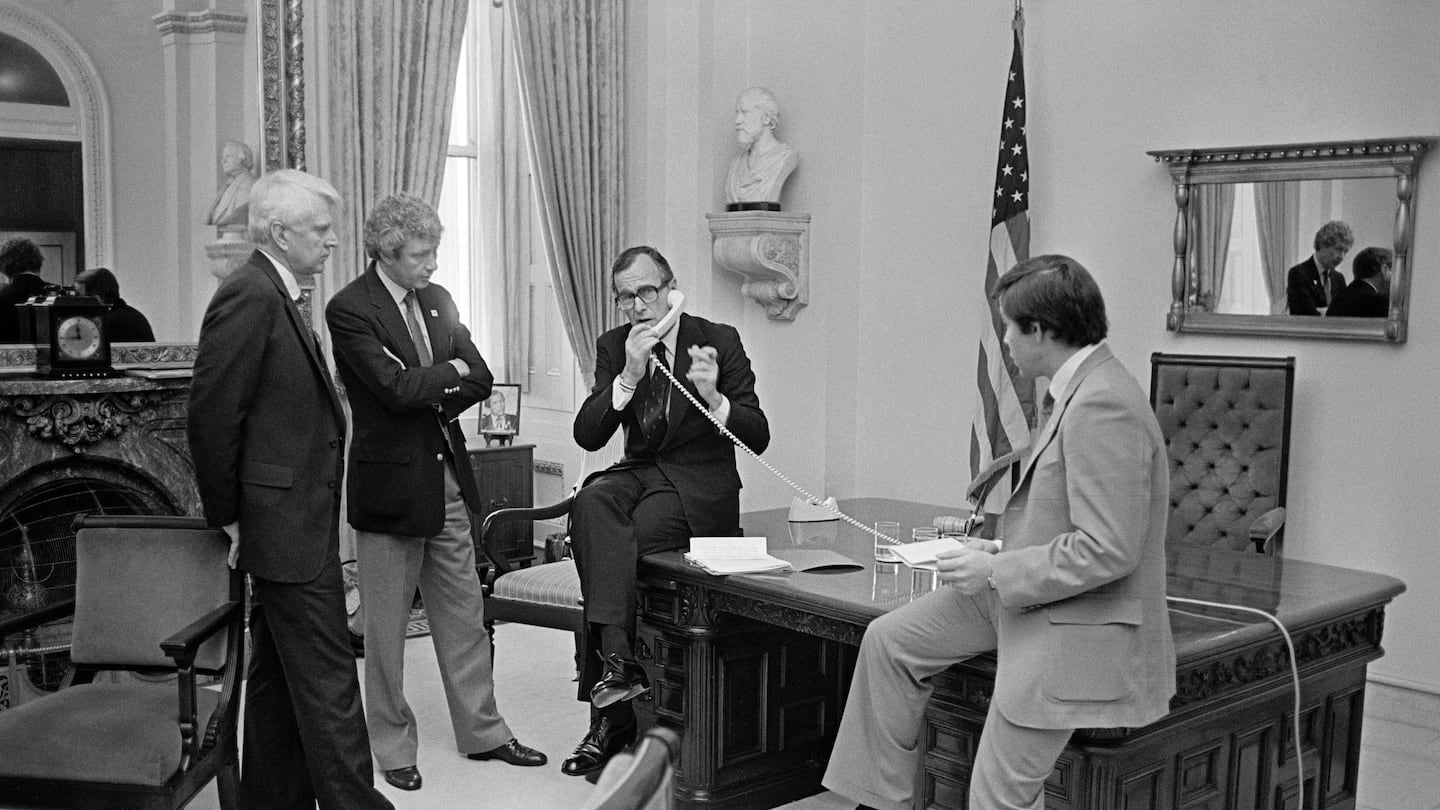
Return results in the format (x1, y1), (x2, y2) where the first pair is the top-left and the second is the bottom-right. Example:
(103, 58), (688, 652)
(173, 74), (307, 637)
(633, 498), (1404, 810)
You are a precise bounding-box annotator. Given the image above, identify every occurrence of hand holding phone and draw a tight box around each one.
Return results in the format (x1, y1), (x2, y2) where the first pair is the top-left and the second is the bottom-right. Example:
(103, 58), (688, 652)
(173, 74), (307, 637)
(648, 290), (685, 341)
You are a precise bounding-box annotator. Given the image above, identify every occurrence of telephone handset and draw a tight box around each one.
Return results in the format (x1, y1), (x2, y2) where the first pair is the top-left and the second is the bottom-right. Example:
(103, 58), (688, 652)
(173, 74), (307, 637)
(646, 291), (902, 547)
(648, 289), (685, 345)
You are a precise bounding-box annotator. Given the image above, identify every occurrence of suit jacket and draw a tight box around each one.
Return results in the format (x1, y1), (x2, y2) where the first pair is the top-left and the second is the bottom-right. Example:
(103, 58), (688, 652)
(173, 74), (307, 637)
(106, 298), (155, 342)
(1326, 277), (1388, 318)
(187, 250), (347, 584)
(574, 313), (769, 537)
(326, 268), (492, 538)
(1286, 257), (1345, 316)
(991, 345), (1175, 729)
(0, 273), (51, 342)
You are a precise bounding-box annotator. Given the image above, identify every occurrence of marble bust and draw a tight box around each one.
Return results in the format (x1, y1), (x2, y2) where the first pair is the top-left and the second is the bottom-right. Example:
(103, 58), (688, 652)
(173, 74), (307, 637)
(724, 86), (798, 210)
(206, 140), (257, 233)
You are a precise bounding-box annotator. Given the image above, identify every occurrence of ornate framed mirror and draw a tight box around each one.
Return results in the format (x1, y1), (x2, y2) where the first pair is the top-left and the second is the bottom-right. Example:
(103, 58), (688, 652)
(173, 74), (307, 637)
(1148, 138), (1434, 342)
(0, 0), (306, 371)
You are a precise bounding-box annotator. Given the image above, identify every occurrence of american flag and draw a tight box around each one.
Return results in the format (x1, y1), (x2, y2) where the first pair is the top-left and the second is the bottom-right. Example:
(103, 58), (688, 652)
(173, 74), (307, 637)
(969, 18), (1036, 512)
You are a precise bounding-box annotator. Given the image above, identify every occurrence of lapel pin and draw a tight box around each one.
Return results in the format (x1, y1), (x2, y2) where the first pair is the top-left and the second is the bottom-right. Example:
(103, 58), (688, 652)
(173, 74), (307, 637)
(429, 309), (438, 317)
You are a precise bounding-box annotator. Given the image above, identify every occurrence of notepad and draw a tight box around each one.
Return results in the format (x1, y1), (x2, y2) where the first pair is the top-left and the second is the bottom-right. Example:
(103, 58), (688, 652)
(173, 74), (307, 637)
(890, 536), (968, 571)
(684, 537), (791, 576)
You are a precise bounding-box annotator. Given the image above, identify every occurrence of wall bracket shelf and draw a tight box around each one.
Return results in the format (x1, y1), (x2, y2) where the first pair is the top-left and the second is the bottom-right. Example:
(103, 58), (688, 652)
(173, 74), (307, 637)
(707, 211), (811, 321)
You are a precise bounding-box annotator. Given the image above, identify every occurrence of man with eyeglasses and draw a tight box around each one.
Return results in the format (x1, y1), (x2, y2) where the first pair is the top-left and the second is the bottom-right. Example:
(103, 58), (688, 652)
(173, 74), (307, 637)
(563, 245), (770, 779)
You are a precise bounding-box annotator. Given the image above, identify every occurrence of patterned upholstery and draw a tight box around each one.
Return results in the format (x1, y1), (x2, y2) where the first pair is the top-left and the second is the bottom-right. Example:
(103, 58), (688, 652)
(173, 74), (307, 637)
(492, 559), (582, 609)
(1150, 353), (1295, 553)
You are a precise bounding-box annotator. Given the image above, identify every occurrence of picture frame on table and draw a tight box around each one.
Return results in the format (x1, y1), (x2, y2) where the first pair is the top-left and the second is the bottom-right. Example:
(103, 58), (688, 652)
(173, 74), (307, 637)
(479, 382), (521, 446)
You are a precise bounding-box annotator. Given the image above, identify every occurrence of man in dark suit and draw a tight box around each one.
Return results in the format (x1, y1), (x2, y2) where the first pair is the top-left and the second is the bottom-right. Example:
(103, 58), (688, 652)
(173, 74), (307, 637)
(562, 245), (770, 778)
(824, 256), (1174, 810)
(1328, 245), (1392, 318)
(187, 169), (393, 810)
(325, 193), (545, 792)
(1286, 220), (1353, 316)
(0, 237), (51, 342)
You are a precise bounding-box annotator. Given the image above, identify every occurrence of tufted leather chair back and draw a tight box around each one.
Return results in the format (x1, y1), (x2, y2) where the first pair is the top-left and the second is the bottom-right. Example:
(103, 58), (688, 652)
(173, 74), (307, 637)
(1150, 353), (1295, 553)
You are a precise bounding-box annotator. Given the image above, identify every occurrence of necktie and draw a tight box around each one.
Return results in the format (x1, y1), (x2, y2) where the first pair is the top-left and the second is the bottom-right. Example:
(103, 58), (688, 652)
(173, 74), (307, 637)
(403, 290), (433, 367)
(641, 344), (670, 448)
(1040, 391), (1055, 420)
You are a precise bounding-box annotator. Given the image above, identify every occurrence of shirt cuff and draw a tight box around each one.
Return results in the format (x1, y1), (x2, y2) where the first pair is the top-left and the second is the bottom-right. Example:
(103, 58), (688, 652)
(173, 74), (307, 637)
(447, 358), (468, 377)
(710, 394), (730, 425)
(612, 378), (636, 410)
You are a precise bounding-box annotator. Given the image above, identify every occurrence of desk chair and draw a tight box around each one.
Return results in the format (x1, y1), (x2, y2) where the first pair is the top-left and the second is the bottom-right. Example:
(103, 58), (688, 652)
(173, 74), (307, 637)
(1150, 353), (1295, 553)
(0, 515), (243, 809)
(579, 725), (681, 810)
(476, 449), (622, 662)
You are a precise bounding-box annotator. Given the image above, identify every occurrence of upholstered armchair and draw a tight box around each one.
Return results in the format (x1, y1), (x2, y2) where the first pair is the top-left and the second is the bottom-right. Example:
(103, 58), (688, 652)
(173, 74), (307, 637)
(0, 515), (243, 809)
(1149, 353), (1296, 554)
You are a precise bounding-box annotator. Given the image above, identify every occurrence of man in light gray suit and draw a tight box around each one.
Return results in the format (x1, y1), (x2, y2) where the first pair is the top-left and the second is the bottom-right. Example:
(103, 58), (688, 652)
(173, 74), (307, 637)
(823, 254), (1175, 810)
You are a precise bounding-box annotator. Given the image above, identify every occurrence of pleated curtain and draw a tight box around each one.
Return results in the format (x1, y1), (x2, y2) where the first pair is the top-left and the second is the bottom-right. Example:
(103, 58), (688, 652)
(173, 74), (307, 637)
(1254, 181), (1300, 313)
(1193, 184), (1234, 311)
(508, 0), (626, 388)
(325, 0), (469, 288)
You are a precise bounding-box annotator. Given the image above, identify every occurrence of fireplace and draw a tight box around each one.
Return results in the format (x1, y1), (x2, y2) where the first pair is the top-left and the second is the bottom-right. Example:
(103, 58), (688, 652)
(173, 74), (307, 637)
(0, 374), (197, 706)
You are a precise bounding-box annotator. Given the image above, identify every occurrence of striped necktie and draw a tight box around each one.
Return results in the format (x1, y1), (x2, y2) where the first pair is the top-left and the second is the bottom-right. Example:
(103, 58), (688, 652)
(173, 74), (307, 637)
(403, 290), (432, 367)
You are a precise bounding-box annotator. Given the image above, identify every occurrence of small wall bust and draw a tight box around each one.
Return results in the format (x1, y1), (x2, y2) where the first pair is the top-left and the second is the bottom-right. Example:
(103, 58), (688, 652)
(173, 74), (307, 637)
(206, 140), (257, 235)
(724, 86), (798, 211)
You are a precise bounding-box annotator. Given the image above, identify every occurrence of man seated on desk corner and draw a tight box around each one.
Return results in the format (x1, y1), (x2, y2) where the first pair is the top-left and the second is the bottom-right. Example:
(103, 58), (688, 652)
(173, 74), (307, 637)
(563, 245), (770, 778)
(823, 255), (1176, 810)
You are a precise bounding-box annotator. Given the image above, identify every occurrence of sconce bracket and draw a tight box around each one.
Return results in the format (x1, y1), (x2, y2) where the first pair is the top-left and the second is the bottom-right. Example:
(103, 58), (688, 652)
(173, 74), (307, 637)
(707, 211), (811, 321)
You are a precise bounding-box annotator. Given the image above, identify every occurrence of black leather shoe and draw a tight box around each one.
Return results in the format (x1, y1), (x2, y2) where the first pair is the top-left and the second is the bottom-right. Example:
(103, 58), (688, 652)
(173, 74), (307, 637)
(467, 738), (547, 767)
(589, 652), (649, 708)
(560, 715), (637, 777)
(382, 765), (421, 791)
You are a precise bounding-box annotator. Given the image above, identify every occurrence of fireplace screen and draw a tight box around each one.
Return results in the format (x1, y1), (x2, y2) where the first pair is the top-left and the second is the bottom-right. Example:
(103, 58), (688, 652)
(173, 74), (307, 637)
(0, 477), (159, 708)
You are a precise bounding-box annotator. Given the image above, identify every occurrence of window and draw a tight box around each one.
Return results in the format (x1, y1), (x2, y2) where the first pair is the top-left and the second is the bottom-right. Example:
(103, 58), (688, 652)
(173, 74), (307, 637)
(435, 0), (577, 416)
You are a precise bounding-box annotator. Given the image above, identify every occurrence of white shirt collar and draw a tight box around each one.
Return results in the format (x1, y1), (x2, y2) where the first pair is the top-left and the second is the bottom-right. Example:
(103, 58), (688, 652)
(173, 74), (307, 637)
(375, 266), (412, 307)
(256, 248), (303, 302)
(1047, 342), (1102, 404)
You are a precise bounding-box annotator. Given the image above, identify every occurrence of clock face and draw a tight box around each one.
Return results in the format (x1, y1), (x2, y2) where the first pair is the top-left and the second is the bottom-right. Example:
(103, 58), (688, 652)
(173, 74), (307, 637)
(57, 315), (103, 359)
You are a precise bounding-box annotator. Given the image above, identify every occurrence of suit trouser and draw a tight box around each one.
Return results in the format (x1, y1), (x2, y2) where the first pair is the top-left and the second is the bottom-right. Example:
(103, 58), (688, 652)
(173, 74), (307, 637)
(356, 464), (513, 770)
(244, 554), (393, 810)
(821, 585), (1070, 810)
(568, 464), (689, 702)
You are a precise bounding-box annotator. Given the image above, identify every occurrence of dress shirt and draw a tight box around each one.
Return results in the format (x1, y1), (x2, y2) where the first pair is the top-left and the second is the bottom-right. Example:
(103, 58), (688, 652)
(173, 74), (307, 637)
(375, 270), (467, 378)
(1044, 342), (1102, 427)
(611, 319), (731, 426)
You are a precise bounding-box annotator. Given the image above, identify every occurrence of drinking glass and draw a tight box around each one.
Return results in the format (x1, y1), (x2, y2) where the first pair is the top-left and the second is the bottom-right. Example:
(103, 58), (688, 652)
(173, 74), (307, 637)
(912, 527), (939, 543)
(873, 521), (901, 564)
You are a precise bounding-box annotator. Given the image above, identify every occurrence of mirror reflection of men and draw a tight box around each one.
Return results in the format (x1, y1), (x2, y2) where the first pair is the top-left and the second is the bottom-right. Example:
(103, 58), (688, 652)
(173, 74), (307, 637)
(206, 140), (258, 231)
(1286, 220), (1352, 316)
(481, 390), (516, 434)
(723, 86), (799, 209)
(0, 237), (49, 342)
(1327, 246), (1393, 318)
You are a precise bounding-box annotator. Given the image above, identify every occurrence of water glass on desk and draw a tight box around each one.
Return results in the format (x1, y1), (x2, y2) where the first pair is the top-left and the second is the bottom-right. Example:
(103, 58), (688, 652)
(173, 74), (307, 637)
(873, 521), (902, 564)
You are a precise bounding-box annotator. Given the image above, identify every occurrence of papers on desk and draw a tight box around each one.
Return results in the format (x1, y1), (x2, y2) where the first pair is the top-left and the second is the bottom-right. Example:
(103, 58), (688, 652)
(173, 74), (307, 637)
(890, 536), (968, 571)
(684, 537), (791, 576)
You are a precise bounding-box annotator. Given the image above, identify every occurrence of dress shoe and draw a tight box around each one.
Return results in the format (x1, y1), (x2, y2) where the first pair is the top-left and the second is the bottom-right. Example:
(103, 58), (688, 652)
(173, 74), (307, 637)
(382, 765), (421, 791)
(467, 738), (547, 767)
(589, 651), (649, 708)
(561, 714), (637, 777)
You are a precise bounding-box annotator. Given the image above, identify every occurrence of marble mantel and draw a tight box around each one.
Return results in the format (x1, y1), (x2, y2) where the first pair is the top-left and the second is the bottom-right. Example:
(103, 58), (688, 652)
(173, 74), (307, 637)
(0, 374), (199, 518)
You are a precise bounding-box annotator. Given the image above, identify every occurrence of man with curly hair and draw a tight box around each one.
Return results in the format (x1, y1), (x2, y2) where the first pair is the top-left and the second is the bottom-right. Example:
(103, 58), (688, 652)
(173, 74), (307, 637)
(325, 192), (546, 793)
(0, 237), (50, 342)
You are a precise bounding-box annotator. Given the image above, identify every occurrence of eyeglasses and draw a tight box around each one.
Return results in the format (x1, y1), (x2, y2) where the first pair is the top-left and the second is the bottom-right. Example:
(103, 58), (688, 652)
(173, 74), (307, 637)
(614, 282), (669, 310)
